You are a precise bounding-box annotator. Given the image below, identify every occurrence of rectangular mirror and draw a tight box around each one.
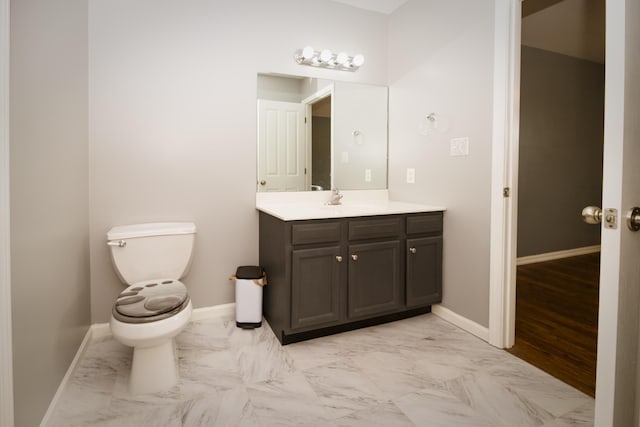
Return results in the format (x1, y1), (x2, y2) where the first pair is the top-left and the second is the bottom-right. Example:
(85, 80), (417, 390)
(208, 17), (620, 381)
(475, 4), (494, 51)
(257, 73), (388, 192)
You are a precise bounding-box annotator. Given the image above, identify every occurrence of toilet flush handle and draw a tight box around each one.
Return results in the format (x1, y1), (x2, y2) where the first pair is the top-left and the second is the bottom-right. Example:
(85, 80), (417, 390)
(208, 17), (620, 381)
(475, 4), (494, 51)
(107, 240), (126, 248)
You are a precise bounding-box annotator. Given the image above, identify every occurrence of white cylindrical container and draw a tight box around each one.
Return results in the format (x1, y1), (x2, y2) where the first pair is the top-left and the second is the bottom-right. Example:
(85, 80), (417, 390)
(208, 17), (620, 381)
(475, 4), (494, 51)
(233, 266), (266, 328)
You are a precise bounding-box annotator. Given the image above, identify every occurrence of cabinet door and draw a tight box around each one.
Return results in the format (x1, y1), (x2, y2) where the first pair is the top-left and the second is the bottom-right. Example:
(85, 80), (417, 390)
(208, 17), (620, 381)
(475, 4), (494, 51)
(348, 240), (402, 319)
(291, 246), (342, 329)
(406, 236), (442, 308)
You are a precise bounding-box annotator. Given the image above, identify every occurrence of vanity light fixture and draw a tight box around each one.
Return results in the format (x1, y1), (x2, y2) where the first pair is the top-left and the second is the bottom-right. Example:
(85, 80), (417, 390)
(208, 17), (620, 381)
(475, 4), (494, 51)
(294, 46), (365, 71)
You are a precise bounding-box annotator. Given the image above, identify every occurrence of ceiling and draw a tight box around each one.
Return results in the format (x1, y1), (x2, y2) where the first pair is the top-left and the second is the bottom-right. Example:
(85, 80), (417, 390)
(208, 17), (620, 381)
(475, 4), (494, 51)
(331, 0), (408, 14)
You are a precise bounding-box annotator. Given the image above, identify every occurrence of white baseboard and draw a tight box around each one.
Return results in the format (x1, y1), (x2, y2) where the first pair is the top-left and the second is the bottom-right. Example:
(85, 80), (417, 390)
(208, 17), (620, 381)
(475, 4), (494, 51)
(516, 245), (600, 266)
(90, 322), (112, 340)
(431, 304), (490, 342)
(40, 302), (236, 426)
(40, 326), (93, 427)
(190, 302), (236, 321)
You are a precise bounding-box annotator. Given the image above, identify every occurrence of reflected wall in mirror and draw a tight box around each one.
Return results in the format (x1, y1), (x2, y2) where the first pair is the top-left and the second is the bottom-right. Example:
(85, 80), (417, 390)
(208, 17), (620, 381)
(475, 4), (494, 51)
(256, 73), (388, 192)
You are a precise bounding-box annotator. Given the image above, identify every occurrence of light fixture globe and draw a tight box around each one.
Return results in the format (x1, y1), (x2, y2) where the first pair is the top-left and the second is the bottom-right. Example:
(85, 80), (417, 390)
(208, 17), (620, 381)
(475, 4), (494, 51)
(319, 49), (333, 63)
(352, 54), (365, 67)
(302, 46), (315, 60)
(336, 52), (348, 65)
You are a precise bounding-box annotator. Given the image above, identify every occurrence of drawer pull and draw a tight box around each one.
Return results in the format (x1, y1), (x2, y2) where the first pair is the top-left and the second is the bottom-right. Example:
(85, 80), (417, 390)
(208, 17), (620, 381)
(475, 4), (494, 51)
(351, 254), (359, 261)
(336, 255), (343, 262)
(409, 247), (417, 254)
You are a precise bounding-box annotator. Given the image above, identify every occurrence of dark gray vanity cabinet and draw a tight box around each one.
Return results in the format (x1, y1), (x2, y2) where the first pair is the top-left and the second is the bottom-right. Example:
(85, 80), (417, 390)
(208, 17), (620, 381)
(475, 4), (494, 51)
(259, 210), (443, 344)
(346, 217), (403, 319)
(291, 245), (342, 329)
(406, 214), (443, 308)
(406, 237), (442, 307)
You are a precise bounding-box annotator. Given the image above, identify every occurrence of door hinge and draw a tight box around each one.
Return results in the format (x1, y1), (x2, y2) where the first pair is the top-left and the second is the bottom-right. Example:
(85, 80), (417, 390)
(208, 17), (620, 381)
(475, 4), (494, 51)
(304, 167), (307, 175)
(304, 117), (307, 124)
(503, 187), (510, 198)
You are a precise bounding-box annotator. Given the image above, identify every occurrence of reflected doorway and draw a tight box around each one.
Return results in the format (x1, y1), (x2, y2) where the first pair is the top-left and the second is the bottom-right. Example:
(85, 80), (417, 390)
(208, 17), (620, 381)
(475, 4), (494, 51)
(310, 95), (331, 191)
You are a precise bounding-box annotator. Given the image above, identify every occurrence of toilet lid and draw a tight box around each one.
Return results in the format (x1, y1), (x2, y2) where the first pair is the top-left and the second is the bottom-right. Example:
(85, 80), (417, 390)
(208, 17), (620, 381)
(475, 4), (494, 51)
(114, 279), (188, 319)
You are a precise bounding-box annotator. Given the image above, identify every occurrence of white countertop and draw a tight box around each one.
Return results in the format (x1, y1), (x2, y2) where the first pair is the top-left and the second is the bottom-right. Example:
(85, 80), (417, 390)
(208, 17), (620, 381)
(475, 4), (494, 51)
(256, 190), (445, 221)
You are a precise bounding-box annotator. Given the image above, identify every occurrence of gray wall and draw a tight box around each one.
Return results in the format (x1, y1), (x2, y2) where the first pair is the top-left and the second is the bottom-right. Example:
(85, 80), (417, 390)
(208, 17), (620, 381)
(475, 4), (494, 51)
(88, 0), (389, 323)
(10, 0), (90, 425)
(517, 46), (604, 257)
(387, 0), (495, 327)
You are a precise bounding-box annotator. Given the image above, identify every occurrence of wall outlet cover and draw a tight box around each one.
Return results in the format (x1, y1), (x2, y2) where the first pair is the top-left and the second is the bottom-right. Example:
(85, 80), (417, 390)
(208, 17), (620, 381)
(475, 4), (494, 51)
(364, 169), (372, 182)
(406, 167), (415, 184)
(450, 137), (469, 156)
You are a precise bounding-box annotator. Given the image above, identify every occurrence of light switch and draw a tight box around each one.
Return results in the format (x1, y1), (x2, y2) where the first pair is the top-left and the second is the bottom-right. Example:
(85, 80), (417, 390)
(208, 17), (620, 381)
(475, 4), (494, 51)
(365, 169), (372, 182)
(450, 137), (469, 156)
(406, 168), (415, 184)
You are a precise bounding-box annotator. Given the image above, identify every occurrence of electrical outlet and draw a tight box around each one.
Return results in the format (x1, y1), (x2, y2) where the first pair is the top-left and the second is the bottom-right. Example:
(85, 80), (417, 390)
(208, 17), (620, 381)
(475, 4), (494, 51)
(406, 168), (415, 184)
(364, 169), (372, 182)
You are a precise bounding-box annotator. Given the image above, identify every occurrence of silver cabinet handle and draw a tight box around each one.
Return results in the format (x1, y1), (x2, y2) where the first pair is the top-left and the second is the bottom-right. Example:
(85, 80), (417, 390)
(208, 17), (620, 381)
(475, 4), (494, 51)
(107, 240), (126, 248)
(351, 254), (358, 261)
(627, 207), (640, 231)
(336, 255), (343, 262)
(409, 247), (417, 254)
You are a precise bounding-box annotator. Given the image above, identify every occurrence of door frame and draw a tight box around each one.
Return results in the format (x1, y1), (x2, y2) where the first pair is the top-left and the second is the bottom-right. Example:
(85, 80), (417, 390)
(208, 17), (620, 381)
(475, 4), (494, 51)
(0, 0), (15, 425)
(488, 0), (520, 350)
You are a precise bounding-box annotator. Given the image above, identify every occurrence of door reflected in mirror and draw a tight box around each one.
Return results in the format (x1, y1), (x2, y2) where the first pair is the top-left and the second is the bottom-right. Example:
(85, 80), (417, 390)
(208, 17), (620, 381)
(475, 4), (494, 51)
(257, 73), (388, 192)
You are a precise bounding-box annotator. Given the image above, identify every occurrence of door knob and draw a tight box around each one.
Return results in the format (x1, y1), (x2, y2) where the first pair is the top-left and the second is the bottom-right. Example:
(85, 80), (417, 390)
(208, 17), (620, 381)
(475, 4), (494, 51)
(582, 206), (602, 224)
(627, 207), (640, 231)
(582, 206), (618, 229)
(259, 180), (266, 186)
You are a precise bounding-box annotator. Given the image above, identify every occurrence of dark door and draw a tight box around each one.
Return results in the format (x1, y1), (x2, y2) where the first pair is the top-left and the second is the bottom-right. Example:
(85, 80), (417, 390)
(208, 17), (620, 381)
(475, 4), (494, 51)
(291, 246), (342, 329)
(347, 240), (402, 319)
(406, 236), (442, 308)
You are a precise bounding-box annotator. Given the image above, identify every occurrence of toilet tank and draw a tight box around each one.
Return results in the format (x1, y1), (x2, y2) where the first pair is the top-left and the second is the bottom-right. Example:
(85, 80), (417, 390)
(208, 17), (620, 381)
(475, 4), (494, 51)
(107, 222), (196, 285)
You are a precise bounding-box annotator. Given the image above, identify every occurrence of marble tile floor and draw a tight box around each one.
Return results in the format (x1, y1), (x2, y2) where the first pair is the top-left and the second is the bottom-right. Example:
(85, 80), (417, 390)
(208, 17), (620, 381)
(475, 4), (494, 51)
(48, 313), (594, 426)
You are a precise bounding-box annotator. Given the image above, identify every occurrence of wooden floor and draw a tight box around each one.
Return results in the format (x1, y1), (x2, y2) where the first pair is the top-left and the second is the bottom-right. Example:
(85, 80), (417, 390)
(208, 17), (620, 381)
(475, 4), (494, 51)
(507, 252), (600, 397)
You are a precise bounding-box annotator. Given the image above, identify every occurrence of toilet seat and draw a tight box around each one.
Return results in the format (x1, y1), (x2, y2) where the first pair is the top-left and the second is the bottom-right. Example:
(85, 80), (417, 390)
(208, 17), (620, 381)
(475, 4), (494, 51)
(112, 279), (190, 324)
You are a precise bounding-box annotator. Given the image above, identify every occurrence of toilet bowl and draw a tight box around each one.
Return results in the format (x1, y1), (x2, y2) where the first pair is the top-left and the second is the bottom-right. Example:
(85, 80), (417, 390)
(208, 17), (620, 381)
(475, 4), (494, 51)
(107, 222), (196, 395)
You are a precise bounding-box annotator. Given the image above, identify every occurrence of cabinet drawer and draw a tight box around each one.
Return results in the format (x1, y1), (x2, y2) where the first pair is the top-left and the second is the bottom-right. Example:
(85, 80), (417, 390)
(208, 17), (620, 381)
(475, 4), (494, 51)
(406, 213), (443, 235)
(292, 221), (342, 245)
(349, 217), (402, 241)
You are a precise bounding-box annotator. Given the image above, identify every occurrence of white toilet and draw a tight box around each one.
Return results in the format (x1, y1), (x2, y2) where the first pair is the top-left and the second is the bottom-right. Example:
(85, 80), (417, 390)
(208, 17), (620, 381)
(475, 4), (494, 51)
(106, 222), (196, 395)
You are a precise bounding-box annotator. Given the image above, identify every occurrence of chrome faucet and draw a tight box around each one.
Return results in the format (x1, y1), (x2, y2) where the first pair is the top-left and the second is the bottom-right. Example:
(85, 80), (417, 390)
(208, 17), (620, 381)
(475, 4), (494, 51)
(328, 188), (343, 205)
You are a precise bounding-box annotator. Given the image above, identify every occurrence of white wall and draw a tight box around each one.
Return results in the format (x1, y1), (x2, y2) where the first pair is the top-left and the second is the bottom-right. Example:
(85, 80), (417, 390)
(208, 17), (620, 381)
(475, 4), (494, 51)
(88, 0), (389, 323)
(387, 0), (495, 327)
(333, 81), (388, 190)
(10, 0), (90, 425)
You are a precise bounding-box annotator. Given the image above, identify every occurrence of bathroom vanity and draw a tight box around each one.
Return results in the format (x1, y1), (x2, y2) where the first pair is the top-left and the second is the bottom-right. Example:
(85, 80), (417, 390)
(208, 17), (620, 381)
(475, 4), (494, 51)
(257, 195), (445, 344)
